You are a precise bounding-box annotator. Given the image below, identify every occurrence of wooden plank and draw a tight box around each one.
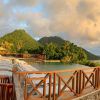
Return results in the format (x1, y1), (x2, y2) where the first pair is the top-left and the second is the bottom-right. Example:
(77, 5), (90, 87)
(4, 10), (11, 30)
(58, 76), (61, 96)
(76, 71), (79, 94)
(79, 70), (82, 94)
(16, 67), (98, 75)
(82, 72), (85, 90)
(43, 80), (46, 97)
(72, 77), (74, 90)
(53, 73), (56, 100)
(49, 74), (52, 100)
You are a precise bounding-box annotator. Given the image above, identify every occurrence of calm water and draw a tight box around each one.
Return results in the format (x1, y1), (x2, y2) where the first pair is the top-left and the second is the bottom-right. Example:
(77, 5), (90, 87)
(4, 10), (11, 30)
(91, 60), (100, 63)
(24, 59), (89, 71)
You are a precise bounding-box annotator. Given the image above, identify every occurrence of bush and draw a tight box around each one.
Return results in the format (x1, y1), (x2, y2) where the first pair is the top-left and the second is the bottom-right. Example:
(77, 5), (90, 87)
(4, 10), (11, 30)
(80, 60), (100, 67)
(61, 56), (71, 63)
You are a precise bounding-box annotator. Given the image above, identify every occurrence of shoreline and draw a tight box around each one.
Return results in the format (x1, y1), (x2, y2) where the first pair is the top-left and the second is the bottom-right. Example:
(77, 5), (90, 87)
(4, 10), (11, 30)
(18, 58), (61, 63)
(44, 60), (60, 63)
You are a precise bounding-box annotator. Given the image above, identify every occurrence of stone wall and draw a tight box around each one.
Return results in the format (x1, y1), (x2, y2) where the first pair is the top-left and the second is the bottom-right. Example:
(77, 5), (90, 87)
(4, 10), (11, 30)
(73, 89), (100, 100)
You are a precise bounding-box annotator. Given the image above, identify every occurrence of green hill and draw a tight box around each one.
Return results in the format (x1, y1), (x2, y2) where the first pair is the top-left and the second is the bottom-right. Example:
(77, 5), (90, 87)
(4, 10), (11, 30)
(38, 36), (65, 46)
(83, 49), (100, 60)
(39, 36), (100, 60)
(0, 30), (99, 60)
(0, 29), (40, 52)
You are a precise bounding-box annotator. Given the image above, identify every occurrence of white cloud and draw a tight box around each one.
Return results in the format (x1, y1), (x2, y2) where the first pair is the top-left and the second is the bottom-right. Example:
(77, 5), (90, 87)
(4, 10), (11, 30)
(0, 0), (100, 55)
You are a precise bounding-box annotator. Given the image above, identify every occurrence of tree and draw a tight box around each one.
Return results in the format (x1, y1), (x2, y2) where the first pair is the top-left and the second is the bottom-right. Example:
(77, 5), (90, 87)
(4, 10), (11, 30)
(0, 41), (13, 52)
(44, 43), (58, 59)
(16, 40), (23, 51)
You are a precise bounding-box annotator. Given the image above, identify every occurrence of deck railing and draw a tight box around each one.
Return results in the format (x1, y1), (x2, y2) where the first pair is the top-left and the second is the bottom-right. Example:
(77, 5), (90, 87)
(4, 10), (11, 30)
(0, 58), (100, 100)
(16, 67), (100, 100)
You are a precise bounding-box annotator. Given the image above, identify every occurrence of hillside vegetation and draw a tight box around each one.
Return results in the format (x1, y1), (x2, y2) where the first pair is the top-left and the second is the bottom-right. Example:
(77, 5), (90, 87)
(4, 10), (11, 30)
(0, 29), (40, 53)
(39, 36), (100, 60)
(38, 37), (88, 63)
(38, 36), (65, 46)
(0, 29), (99, 66)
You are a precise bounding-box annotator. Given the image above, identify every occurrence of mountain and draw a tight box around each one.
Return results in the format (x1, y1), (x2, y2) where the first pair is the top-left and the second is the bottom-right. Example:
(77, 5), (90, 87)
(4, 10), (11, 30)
(0, 30), (99, 60)
(84, 49), (100, 60)
(39, 36), (100, 60)
(0, 29), (40, 52)
(38, 36), (65, 46)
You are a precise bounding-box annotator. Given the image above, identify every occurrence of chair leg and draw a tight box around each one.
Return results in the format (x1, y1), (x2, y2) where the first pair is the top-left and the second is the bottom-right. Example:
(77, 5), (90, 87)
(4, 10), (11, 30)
(6, 84), (14, 100)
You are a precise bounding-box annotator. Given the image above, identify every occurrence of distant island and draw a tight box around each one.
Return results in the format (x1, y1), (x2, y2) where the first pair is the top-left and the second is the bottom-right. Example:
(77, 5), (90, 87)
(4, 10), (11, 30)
(0, 29), (99, 67)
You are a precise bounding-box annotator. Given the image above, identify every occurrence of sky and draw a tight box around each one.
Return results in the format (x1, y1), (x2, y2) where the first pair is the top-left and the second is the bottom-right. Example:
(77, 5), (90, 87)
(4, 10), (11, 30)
(0, 0), (100, 55)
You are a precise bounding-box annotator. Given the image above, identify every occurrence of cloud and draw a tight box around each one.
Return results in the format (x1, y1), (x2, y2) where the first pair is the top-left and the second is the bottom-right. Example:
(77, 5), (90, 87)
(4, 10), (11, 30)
(40, 0), (100, 49)
(7, 0), (39, 7)
(0, 0), (100, 55)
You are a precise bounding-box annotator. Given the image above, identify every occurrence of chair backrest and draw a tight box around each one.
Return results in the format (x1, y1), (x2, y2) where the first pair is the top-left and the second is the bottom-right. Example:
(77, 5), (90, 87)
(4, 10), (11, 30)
(0, 76), (10, 83)
(0, 76), (15, 100)
(0, 83), (14, 100)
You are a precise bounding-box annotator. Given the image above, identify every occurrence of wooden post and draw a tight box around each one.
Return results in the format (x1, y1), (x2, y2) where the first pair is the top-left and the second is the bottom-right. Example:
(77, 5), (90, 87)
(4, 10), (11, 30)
(58, 76), (61, 96)
(53, 73), (56, 100)
(79, 70), (82, 94)
(95, 69), (97, 89)
(43, 80), (46, 97)
(24, 78), (27, 100)
(49, 74), (52, 100)
(97, 68), (99, 88)
(72, 77), (74, 90)
(99, 68), (100, 88)
(76, 71), (79, 95)
(82, 72), (85, 90)
(92, 74), (94, 88)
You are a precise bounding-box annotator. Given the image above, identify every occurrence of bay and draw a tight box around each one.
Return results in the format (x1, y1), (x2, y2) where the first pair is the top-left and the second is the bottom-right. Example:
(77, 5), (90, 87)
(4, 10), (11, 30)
(25, 59), (89, 71)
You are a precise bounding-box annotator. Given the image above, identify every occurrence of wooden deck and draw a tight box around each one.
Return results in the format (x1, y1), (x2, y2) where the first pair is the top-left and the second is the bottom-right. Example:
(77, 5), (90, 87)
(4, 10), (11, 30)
(0, 57), (100, 100)
(15, 66), (100, 100)
(23, 81), (99, 100)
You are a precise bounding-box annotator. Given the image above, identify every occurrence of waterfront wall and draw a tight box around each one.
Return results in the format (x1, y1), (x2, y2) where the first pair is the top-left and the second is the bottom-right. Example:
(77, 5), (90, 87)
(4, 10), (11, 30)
(73, 89), (100, 100)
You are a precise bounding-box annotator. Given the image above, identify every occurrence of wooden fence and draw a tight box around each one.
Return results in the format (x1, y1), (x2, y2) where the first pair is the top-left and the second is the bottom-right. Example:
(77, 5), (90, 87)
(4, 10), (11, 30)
(16, 67), (100, 100)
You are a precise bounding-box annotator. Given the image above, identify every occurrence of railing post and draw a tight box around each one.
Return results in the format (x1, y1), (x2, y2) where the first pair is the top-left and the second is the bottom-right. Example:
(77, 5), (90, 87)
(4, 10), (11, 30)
(43, 79), (46, 97)
(72, 77), (74, 90)
(79, 70), (82, 94)
(82, 71), (85, 90)
(97, 68), (100, 88)
(58, 76), (61, 96)
(76, 71), (79, 95)
(95, 68), (98, 89)
(76, 70), (82, 95)
(24, 78), (27, 100)
(49, 73), (52, 100)
(92, 74), (94, 88)
(53, 73), (56, 100)
(99, 68), (100, 88)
